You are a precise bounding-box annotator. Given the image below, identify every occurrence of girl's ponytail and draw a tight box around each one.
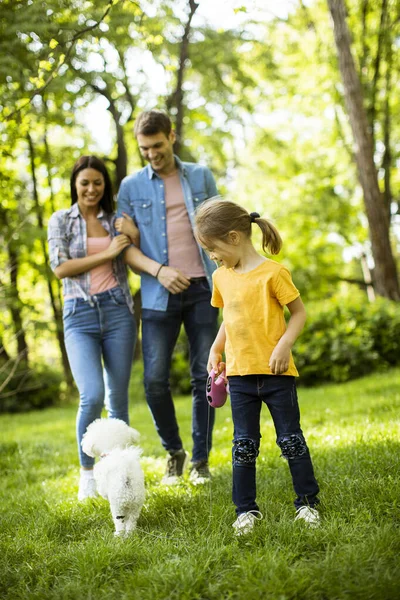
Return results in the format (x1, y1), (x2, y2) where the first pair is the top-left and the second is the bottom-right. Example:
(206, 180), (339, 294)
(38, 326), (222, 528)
(252, 216), (282, 255)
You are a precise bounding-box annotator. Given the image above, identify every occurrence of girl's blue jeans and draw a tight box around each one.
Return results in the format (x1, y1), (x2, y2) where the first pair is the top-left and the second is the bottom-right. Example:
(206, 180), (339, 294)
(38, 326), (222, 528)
(228, 374), (319, 515)
(63, 287), (137, 468)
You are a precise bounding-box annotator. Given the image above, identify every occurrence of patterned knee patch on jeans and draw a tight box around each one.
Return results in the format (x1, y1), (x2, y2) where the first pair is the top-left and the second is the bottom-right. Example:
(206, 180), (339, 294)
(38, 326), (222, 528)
(233, 438), (259, 466)
(278, 433), (307, 460)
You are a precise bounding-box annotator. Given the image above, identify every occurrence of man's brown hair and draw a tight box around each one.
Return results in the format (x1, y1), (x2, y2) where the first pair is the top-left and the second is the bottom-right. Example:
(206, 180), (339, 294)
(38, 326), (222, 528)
(134, 110), (172, 137)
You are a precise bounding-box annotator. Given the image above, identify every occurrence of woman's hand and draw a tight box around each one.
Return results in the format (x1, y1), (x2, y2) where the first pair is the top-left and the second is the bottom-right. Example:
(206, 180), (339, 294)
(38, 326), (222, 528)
(115, 213), (140, 244)
(107, 234), (131, 259)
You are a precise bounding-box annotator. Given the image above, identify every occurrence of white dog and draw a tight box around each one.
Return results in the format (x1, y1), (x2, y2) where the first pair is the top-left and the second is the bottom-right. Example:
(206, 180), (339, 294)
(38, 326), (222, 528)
(81, 418), (145, 536)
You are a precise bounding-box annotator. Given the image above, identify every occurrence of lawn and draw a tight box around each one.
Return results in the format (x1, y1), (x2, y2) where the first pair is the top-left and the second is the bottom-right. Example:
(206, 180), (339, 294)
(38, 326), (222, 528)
(1, 369), (399, 600)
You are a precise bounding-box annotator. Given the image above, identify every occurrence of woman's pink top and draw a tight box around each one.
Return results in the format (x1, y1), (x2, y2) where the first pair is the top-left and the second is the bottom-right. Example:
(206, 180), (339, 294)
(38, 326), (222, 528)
(87, 236), (118, 295)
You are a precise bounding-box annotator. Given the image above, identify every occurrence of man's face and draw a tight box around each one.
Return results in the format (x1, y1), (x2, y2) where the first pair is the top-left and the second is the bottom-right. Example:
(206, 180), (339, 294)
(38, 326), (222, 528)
(137, 131), (176, 176)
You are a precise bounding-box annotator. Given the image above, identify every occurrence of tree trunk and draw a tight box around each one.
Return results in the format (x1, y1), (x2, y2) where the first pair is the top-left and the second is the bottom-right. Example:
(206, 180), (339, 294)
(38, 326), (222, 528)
(0, 207), (30, 364)
(166, 0), (199, 156)
(27, 133), (74, 386)
(0, 334), (10, 365)
(327, 0), (400, 300)
(90, 83), (128, 190)
(7, 242), (30, 364)
(382, 37), (392, 224)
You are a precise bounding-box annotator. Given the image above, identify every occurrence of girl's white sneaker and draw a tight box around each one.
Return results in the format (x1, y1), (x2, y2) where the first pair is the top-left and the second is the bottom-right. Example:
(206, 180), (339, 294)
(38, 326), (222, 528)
(294, 506), (320, 527)
(232, 511), (263, 536)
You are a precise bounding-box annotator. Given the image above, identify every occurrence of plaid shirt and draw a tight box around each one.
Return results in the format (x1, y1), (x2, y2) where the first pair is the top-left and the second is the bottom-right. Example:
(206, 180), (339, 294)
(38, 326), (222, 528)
(47, 202), (134, 313)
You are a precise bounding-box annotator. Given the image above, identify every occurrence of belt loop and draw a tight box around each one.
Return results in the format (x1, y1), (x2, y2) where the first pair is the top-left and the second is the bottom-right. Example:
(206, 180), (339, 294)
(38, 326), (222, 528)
(87, 295), (95, 308)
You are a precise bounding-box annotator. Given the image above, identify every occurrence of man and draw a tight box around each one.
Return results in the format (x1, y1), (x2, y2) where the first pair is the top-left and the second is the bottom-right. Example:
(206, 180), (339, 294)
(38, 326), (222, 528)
(118, 110), (219, 485)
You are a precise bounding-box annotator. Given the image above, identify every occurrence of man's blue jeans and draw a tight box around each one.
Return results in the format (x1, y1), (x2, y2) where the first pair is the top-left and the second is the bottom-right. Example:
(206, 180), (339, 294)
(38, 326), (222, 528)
(141, 279), (219, 462)
(63, 288), (137, 467)
(228, 374), (319, 514)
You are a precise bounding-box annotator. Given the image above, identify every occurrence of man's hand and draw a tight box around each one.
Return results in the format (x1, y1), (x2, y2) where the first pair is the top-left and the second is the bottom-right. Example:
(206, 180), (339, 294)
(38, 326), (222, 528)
(157, 266), (191, 294)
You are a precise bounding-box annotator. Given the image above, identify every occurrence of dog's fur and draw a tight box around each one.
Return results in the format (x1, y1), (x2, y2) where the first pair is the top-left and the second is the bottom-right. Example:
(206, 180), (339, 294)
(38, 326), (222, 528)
(81, 418), (145, 536)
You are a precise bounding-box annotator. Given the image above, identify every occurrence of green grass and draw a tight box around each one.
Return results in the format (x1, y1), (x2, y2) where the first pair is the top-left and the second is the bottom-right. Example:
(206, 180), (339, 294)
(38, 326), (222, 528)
(1, 369), (399, 600)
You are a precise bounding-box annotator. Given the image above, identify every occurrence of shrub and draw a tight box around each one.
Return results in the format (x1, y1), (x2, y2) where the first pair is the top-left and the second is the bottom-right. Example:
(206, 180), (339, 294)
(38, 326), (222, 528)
(0, 363), (64, 413)
(294, 296), (400, 386)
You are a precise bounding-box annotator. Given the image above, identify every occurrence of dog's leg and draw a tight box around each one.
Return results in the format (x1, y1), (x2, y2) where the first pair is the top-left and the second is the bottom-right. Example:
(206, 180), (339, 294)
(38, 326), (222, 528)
(125, 504), (143, 534)
(111, 503), (127, 537)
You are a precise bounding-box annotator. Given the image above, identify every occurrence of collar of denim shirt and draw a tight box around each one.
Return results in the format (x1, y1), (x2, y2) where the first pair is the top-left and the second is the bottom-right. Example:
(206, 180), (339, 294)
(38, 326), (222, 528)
(146, 154), (186, 180)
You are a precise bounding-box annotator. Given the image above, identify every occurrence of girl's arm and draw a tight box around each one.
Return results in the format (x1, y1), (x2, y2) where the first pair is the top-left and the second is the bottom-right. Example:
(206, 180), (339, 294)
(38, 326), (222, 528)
(207, 321), (226, 374)
(54, 234), (131, 279)
(269, 296), (306, 375)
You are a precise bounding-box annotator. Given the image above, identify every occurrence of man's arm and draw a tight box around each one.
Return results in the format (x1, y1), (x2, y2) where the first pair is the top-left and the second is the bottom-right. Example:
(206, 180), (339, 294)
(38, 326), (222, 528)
(124, 246), (191, 294)
(205, 167), (218, 198)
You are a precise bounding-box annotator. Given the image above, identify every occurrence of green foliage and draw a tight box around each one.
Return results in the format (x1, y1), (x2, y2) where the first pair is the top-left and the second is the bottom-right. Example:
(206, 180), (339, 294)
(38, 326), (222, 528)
(295, 296), (400, 386)
(0, 363), (64, 413)
(0, 370), (399, 599)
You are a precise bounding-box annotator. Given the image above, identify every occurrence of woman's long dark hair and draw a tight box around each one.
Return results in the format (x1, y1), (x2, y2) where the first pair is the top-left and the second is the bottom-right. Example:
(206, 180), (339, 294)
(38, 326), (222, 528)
(70, 156), (114, 213)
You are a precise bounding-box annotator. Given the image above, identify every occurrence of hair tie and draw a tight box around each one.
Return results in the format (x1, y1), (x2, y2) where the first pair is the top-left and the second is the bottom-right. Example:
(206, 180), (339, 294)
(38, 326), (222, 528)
(250, 212), (260, 223)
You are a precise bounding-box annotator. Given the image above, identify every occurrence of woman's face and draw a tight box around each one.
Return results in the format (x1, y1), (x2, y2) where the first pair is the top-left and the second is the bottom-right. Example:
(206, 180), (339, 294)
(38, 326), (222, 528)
(75, 168), (105, 210)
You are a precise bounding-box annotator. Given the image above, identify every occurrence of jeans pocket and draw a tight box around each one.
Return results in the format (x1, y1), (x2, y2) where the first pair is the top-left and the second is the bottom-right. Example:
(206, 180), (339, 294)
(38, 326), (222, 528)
(110, 288), (128, 307)
(63, 300), (76, 319)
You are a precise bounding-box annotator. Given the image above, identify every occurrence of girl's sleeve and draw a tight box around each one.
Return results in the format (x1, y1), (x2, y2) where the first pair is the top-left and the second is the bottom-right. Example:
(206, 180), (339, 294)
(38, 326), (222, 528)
(272, 265), (300, 307)
(211, 273), (223, 307)
(47, 212), (70, 271)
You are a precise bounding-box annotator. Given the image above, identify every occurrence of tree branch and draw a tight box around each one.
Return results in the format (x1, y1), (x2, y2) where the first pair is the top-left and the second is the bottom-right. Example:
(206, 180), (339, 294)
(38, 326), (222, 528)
(5, 0), (119, 120)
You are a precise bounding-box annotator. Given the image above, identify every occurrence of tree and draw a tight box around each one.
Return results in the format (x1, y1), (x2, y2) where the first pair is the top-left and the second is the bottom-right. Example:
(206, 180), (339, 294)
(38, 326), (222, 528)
(327, 0), (400, 300)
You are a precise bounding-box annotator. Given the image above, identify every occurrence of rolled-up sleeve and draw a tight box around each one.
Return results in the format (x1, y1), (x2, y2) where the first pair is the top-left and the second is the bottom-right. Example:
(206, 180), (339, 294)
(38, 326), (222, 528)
(116, 179), (134, 220)
(205, 167), (218, 198)
(47, 212), (70, 271)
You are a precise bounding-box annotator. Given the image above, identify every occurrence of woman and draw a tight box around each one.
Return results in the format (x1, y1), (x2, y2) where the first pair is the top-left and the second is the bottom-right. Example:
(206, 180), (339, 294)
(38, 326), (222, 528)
(48, 156), (139, 500)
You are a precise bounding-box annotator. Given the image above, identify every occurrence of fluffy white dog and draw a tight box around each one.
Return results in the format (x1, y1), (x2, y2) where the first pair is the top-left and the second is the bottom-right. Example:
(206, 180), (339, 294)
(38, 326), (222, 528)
(81, 418), (145, 536)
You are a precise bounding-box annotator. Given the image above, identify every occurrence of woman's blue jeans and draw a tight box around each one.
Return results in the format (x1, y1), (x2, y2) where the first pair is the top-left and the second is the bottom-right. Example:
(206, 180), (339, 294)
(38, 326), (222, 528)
(63, 287), (137, 468)
(228, 375), (319, 514)
(141, 278), (219, 462)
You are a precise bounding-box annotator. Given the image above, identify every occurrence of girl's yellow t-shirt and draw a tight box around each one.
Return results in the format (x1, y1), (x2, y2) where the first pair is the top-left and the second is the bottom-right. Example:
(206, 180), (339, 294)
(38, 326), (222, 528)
(211, 259), (300, 377)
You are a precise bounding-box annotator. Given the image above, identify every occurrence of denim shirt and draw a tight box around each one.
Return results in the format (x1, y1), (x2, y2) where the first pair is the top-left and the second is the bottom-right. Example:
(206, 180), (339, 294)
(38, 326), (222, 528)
(47, 202), (134, 313)
(117, 156), (218, 311)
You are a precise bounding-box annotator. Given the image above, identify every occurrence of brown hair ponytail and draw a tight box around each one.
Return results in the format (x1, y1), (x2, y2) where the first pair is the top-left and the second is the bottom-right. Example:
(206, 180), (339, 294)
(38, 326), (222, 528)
(195, 197), (282, 255)
(250, 214), (282, 255)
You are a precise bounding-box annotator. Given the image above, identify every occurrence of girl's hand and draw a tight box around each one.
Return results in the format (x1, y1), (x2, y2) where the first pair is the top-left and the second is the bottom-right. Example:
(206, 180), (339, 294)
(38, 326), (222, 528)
(207, 351), (225, 376)
(115, 213), (140, 243)
(107, 234), (131, 259)
(269, 341), (291, 374)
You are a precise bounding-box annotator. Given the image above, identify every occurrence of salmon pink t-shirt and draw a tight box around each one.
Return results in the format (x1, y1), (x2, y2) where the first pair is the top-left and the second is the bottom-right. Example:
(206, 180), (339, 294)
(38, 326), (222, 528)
(87, 236), (118, 294)
(162, 171), (205, 278)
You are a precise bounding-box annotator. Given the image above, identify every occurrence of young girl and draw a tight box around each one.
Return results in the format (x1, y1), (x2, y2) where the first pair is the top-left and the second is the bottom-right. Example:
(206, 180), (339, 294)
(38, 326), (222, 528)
(195, 198), (320, 535)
